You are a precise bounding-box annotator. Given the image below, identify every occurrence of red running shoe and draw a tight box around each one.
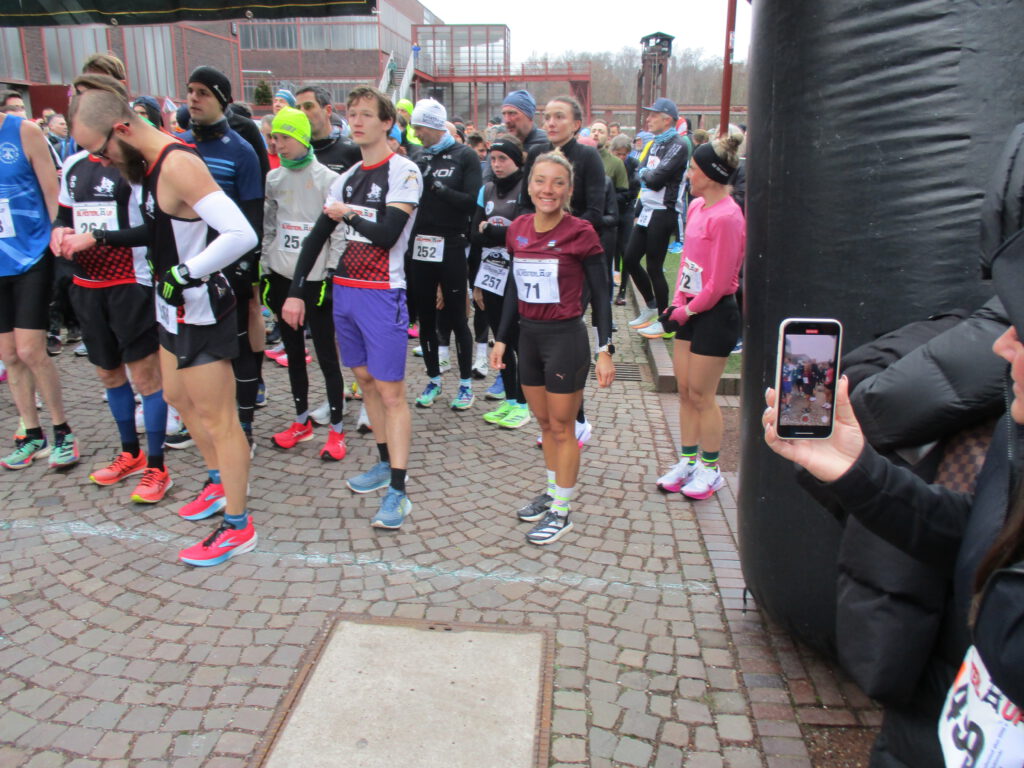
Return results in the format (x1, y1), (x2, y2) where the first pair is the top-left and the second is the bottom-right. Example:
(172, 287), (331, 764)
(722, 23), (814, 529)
(265, 344), (286, 361)
(407, 324), (420, 339)
(130, 466), (173, 503)
(274, 350), (312, 368)
(90, 450), (146, 486)
(320, 429), (346, 461)
(178, 480), (226, 520)
(272, 420), (314, 449)
(179, 519), (257, 567)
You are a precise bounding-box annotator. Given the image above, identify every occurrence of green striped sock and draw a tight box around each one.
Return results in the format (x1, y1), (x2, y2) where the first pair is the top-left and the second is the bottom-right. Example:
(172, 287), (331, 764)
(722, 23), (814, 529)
(681, 445), (699, 464)
(551, 484), (573, 517)
(701, 450), (719, 468)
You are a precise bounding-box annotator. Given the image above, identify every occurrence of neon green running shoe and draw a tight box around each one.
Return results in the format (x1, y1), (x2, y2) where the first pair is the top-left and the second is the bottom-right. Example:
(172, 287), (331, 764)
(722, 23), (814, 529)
(483, 400), (514, 424)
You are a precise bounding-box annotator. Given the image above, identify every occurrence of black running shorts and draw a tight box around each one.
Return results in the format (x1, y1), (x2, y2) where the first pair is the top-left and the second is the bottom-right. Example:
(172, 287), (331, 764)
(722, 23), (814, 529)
(70, 282), (158, 370)
(676, 293), (740, 358)
(159, 314), (238, 369)
(518, 316), (591, 394)
(0, 255), (53, 333)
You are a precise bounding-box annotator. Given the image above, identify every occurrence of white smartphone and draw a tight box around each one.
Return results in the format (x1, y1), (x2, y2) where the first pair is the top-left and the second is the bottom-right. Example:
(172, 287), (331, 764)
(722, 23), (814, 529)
(774, 318), (843, 439)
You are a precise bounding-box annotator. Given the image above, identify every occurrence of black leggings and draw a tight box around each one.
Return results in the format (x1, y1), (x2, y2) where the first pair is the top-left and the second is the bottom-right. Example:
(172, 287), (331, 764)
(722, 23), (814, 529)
(262, 271), (345, 426)
(227, 273), (260, 429)
(623, 207), (675, 311)
(410, 237), (473, 380)
(481, 290), (521, 402)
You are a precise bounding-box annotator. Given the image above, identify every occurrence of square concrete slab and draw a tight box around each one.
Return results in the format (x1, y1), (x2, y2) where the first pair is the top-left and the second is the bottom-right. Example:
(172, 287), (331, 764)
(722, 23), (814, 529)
(261, 617), (552, 768)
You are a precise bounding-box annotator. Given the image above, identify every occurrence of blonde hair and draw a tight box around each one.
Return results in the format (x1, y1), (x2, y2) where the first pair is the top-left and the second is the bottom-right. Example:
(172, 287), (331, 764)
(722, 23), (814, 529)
(529, 150), (575, 211)
(710, 132), (744, 170)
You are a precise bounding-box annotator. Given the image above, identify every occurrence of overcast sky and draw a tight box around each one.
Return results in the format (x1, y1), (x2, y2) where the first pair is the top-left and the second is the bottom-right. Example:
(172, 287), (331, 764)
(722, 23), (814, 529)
(420, 0), (753, 63)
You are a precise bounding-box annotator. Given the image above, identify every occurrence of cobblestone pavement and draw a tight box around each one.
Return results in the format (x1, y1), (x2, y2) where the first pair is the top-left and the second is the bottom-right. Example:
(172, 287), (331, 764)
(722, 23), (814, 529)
(0, 300), (876, 767)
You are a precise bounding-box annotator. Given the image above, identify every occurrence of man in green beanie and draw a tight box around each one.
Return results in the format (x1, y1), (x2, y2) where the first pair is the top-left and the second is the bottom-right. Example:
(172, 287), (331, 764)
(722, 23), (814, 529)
(396, 98), (422, 146)
(260, 107), (349, 461)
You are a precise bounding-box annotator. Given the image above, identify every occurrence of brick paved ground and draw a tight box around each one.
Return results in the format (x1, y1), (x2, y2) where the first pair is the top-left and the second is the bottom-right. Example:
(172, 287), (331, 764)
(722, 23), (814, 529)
(0, 299), (877, 767)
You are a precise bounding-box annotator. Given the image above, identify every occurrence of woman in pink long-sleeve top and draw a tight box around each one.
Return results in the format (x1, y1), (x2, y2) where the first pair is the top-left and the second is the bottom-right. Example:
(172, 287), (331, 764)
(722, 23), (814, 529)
(654, 131), (745, 501)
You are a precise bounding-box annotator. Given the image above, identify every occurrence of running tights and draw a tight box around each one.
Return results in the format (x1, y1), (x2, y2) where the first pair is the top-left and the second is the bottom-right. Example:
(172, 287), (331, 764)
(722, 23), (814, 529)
(410, 246), (473, 380)
(481, 291), (521, 402)
(623, 207), (675, 311)
(228, 274), (260, 431)
(263, 272), (345, 426)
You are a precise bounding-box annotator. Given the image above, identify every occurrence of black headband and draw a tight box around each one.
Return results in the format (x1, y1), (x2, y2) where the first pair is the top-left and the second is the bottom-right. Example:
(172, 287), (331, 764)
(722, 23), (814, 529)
(489, 139), (523, 167)
(693, 142), (735, 185)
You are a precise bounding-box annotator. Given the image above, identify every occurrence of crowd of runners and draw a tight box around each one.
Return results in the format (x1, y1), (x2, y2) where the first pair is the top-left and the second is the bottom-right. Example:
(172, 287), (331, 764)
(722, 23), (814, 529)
(0, 54), (747, 565)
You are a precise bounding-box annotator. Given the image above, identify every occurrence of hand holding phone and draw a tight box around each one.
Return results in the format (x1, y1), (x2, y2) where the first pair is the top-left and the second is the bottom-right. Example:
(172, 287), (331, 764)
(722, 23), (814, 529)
(763, 376), (867, 483)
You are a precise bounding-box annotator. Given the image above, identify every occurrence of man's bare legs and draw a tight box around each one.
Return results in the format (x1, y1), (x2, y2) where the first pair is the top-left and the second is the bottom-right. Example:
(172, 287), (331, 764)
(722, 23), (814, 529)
(160, 349), (249, 516)
(0, 329), (66, 430)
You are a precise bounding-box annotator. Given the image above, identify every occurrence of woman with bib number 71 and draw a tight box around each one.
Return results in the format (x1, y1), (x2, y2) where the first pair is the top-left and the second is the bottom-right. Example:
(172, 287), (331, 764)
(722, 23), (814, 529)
(490, 151), (615, 545)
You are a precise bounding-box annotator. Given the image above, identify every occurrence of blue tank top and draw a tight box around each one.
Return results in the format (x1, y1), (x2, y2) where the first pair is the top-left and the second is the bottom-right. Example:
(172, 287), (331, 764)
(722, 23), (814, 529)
(0, 115), (51, 276)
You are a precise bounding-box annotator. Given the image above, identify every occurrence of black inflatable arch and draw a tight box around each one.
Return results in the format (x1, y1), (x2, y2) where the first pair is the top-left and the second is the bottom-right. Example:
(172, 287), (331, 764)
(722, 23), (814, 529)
(739, 0), (1024, 655)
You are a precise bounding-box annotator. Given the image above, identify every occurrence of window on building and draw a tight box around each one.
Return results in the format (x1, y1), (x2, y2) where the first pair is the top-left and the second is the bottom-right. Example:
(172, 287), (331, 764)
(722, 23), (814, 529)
(43, 26), (107, 84)
(124, 27), (175, 97)
(299, 20), (377, 50)
(240, 22), (298, 50)
(0, 29), (25, 82)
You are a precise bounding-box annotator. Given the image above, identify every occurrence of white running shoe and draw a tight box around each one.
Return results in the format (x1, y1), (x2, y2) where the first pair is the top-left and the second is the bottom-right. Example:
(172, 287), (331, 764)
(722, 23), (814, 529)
(638, 321), (668, 338)
(657, 458), (699, 493)
(165, 407), (182, 435)
(134, 403), (145, 431)
(472, 354), (488, 379)
(357, 404), (372, 434)
(575, 419), (592, 447)
(628, 307), (658, 328)
(681, 463), (725, 500)
(438, 356), (452, 374)
(310, 401), (331, 425)
(413, 345), (424, 357)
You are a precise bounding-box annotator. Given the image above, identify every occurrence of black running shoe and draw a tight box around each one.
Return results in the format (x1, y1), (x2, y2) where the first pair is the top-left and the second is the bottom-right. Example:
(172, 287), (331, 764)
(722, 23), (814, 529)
(526, 510), (573, 545)
(516, 493), (552, 522)
(164, 428), (194, 450)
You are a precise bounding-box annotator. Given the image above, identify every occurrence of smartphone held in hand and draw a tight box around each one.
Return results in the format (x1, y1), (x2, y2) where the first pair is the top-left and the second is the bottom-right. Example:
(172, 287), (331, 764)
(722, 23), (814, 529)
(774, 318), (843, 439)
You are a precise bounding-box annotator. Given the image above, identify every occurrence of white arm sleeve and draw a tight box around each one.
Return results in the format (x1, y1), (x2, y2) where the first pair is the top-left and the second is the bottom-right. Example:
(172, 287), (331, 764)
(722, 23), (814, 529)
(185, 190), (258, 278)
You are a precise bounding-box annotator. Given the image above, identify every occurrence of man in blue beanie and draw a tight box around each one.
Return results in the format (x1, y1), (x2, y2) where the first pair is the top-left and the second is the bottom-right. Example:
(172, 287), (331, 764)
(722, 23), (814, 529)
(273, 89), (296, 113)
(500, 90), (548, 153)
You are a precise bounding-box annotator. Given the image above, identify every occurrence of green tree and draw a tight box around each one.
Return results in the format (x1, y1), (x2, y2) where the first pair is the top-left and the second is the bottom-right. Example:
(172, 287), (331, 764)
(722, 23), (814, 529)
(254, 80), (272, 106)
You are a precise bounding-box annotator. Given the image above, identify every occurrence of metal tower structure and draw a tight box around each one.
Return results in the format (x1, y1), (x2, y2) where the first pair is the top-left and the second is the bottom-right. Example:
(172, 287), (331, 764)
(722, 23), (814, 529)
(636, 32), (674, 130)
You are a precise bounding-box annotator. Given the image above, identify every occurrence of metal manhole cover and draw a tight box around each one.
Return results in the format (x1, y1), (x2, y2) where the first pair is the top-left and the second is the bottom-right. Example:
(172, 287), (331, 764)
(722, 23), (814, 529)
(593, 361), (644, 381)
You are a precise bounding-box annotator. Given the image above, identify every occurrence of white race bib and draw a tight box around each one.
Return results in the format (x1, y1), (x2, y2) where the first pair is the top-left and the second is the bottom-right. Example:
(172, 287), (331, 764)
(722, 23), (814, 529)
(637, 206), (653, 227)
(513, 258), (560, 304)
(475, 248), (510, 295)
(278, 220), (313, 254)
(679, 258), (703, 295)
(412, 234), (444, 262)
(0, 199), (14, 239)
(940, 646), (1024, 768)
(343, 205), (377, 244)
(155, 296), (178, 335)
(72, 202), (118, 235)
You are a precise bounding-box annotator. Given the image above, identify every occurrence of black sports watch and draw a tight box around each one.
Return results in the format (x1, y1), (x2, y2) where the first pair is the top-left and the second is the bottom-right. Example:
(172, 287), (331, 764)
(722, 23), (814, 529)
(92, 228), (108, 247)
(595, 343), (615, 360)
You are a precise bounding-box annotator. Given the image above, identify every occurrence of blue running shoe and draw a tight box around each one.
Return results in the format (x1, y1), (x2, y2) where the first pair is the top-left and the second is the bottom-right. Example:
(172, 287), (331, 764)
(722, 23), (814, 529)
(346, 461), (391, 494)
(485, 377), (506, 400)
(668, 241), (683, 254)
(372, 487), (412, 529)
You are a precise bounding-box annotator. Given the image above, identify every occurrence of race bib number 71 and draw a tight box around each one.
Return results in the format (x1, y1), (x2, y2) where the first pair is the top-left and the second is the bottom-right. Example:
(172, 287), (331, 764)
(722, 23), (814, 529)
(513, 258), (560, 304)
